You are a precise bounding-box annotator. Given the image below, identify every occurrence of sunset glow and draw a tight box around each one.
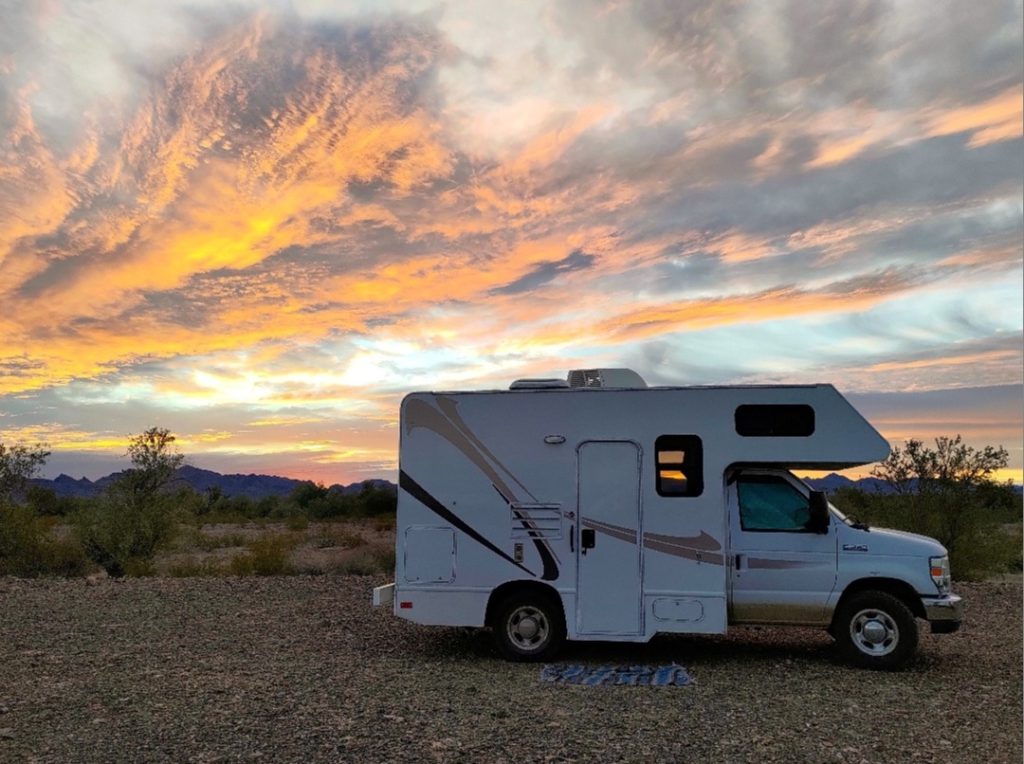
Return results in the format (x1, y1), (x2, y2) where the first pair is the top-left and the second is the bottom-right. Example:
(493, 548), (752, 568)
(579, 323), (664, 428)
(1, 1), (1021, 484)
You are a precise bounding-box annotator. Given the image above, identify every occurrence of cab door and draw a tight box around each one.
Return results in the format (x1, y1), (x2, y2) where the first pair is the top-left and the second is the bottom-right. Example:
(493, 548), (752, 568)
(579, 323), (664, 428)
(727, 471), (837, 625)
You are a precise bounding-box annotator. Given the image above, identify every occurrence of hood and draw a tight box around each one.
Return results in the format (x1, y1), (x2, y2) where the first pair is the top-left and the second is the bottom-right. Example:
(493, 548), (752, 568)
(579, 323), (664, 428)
(840, 524), (947, 557)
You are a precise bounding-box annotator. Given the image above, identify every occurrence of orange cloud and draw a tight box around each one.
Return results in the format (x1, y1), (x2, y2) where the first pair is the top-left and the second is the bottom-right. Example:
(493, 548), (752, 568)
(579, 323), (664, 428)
(925, 86), (1024, 147)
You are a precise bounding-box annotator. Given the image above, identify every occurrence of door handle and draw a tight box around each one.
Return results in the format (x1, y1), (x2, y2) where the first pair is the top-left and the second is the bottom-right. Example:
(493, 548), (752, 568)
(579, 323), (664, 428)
(580, 528), (596, 555)
(734, 553), (744, 570)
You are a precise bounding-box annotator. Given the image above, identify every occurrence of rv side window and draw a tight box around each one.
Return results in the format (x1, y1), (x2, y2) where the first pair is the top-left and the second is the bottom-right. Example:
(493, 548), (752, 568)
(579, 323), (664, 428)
(737, 475), (812, 532)
(655, 435), (703, 497)
(735, 404), (815, 437)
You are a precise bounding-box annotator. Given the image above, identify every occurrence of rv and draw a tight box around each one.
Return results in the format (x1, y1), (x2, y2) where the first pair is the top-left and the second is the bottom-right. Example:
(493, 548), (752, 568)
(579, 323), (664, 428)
(373, 369), (962, 669)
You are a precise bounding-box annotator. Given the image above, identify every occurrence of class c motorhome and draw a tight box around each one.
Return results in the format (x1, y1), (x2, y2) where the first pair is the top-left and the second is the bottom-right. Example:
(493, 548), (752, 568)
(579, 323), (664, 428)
(373, 369), (962, 669)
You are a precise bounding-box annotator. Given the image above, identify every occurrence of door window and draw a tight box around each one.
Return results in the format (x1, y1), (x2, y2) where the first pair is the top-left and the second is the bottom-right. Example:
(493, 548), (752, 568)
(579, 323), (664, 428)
(737, 475), (812, 532)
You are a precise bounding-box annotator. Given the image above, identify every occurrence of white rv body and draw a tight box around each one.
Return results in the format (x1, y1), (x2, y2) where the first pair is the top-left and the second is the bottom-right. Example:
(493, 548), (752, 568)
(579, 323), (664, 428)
(374, 372), (962, 665)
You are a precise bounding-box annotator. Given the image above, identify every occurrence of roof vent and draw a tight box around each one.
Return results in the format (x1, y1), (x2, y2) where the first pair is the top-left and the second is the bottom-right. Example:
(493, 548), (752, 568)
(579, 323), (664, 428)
(510, 378), (571, 390)
(567, 368), (647, 388)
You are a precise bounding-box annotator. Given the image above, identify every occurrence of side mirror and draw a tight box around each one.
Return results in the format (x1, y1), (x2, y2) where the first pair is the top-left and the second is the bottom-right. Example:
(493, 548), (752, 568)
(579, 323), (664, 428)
(807, 491), (830, 534)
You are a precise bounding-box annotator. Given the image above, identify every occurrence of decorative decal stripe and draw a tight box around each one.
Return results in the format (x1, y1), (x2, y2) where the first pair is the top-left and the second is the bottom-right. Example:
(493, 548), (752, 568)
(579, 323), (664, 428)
(581, 517), (726, 566)
(581, 517), (637, 544)
(436, 396), (539, 502)
(510, 507), (560, 580)
(399, 470), (537, 578)
(643, 529), (722, 551)
(746, 558), (817, 569)
(406, 396), (560, 580)
(644, 538), (725, 566)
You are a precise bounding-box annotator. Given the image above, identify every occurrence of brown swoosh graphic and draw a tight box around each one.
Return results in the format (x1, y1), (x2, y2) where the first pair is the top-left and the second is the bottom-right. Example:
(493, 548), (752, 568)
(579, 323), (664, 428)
(581, 518), (725, 566)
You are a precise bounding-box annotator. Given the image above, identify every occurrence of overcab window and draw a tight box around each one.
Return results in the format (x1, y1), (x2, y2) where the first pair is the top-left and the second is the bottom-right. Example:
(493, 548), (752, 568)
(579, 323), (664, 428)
(655, 435), (703, 497)
(735, 404), (815, 437)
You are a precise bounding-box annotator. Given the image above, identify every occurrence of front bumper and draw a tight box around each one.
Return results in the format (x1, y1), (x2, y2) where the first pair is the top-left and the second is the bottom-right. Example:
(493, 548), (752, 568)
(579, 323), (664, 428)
(921, 594), (963, 633)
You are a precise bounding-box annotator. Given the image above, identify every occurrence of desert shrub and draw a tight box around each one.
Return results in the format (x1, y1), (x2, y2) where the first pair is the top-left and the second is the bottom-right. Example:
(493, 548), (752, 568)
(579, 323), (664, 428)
(285, 513), (309, 532)
(291, 482), (329, 511)
(0, 501), (90, 577)
(71, 486), (181, 577)
(372, 545), (396, 572)
(332, 550), (380, 576)
(332, 545), (395, 576)
(350, 483), (397, 518)
(70, 428), (188, 577)
(229, 533), (299, 576)
(372, 515), (396, 532)
(315, 527), (366, 549)
(832, 435), (1023, 581)
(25, 485), (80, 517)
(193, 531), (249, 551)
(832, 486), (1022, 581)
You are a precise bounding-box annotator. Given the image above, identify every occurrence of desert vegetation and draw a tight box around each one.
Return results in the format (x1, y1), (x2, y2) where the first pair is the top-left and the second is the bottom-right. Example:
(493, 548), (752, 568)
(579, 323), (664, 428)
(0, 429), (397, 579)
(0, 429), (1019, 581)
(830, 436), (1022, 580)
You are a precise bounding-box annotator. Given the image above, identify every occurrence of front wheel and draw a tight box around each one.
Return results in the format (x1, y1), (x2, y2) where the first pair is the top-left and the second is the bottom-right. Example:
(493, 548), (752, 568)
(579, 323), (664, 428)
(493, 592), (566, 662)
(833, 590), (918, 670)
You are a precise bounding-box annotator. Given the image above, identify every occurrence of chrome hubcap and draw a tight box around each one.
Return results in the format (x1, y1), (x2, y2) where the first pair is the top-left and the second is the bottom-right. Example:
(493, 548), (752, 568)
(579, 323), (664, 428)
(507, 606), (549, 651)
(850, 608), (899, 657)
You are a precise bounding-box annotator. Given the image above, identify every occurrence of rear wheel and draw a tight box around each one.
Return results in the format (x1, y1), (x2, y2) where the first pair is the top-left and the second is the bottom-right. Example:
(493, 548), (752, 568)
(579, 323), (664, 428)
(834, 590), (918, 670)
(493, 591), (566, 662)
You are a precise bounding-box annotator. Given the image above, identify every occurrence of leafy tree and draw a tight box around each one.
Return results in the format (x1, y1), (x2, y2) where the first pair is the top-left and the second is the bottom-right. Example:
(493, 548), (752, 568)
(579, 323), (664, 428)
(847, 435), (1020, 579)
(121, 427), (185, 502)
(872, 435), (1009, 495)
(0, 441), (51, 500)
(72, 427), (185, 577)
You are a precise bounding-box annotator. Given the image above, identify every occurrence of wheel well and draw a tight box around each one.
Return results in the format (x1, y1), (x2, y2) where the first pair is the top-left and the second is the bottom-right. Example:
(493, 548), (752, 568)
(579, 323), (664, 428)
(485, 581), (564, 628)
(834, 578), (927, 621)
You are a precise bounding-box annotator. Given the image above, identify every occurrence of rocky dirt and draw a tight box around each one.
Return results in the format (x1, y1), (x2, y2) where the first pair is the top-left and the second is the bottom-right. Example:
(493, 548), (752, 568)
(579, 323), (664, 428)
(0, 576), (1019, 763)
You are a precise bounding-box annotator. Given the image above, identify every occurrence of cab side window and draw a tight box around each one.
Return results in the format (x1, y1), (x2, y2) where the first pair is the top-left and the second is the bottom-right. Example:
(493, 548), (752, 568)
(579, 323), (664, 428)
(737, 475), (811, 532)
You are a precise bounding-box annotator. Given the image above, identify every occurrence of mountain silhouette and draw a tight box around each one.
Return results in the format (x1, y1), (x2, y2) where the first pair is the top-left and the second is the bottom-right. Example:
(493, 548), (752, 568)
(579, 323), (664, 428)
(31, 465), (396, 500)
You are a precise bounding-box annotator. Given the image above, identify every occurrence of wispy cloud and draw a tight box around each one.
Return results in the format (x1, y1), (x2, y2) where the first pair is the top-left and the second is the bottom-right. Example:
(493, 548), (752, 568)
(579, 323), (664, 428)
(0, 0), (1020, 481)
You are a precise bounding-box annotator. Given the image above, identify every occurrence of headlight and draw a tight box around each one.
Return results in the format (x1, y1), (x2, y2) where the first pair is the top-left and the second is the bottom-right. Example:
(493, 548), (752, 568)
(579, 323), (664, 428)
(930, 555), (951, 594)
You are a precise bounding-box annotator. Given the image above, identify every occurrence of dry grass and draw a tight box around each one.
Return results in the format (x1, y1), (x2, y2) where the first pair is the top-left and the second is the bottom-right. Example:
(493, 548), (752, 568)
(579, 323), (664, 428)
(151, 521), (395, 578)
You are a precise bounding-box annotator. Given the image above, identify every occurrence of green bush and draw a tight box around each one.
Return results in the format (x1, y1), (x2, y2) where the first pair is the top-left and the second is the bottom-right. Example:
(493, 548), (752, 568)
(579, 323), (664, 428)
(71, 486), (181, 577)
(229, 533), (298, 576)
(832, 486), (1022, 581)
(0, 502), (90, 577)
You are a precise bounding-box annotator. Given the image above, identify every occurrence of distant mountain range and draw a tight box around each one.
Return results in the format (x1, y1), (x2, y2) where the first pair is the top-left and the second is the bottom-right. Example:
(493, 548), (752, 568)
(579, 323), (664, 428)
(34, 466), (1018, 500)
(31, 465), (396, 500)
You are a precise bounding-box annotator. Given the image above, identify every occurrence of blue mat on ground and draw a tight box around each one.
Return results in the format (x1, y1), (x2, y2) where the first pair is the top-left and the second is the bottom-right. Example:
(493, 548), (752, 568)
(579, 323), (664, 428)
(540, 664), (694, 686)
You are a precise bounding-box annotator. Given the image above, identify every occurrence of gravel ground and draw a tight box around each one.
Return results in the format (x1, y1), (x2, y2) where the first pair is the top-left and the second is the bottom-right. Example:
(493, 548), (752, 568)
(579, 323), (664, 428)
(0, 576), (1019, 764)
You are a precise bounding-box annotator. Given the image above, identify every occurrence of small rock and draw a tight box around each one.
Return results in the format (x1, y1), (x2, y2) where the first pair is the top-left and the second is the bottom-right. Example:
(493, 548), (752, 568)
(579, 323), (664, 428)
(0, 729), (14, 740)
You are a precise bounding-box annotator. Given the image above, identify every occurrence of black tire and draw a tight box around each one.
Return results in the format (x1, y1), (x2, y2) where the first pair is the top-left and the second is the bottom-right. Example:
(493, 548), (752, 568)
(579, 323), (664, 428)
(493, 591), (566, 662)
(833, 590), (918, 670)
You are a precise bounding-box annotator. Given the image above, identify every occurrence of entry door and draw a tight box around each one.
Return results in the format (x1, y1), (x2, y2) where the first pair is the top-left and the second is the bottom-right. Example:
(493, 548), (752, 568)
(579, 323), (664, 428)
(728, 472), (837, 624)
(576, 441), (642, 635)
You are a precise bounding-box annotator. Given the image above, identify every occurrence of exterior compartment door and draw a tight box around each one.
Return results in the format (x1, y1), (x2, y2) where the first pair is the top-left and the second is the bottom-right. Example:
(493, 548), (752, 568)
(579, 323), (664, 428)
(576, 441), (643, 635)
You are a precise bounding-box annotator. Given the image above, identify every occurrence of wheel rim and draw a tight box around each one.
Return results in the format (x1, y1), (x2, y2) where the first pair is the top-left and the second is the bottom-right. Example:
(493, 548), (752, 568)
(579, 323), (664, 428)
(849, 608), (900, 657)
(506, 605), (550, 651)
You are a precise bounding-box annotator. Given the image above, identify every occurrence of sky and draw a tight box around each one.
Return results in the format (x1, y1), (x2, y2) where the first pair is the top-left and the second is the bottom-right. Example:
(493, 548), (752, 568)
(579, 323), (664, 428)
(0, 0), (1021, 485)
